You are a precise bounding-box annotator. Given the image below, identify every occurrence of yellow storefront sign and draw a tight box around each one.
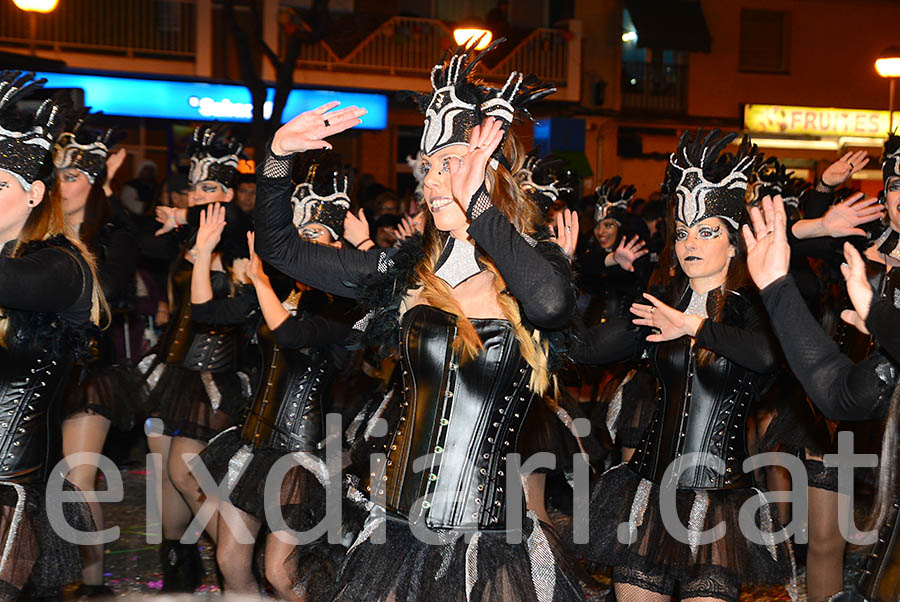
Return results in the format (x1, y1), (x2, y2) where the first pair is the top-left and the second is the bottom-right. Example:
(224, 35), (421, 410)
(744, 104), (897, 138)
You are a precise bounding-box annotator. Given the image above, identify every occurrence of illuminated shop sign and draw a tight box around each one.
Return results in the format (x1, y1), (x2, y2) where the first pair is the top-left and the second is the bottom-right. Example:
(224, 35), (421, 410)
(33, 71), (388, 129)
(744, 104), (896, 138)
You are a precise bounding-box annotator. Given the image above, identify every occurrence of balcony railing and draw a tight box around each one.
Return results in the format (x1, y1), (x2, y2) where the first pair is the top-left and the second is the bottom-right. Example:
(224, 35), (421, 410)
(621, 61), (688, 114)
(290, 17), (575, 87)
(0, 0), (196, 59)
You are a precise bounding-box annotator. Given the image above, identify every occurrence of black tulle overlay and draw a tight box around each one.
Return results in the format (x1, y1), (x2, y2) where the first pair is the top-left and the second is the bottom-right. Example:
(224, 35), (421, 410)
(198, 428), (330, 532)
(606, 367), (657, 449)
(0, 480), (94, 597)
(62, 362), (144, 431)
(139, 353), (248, 442)
(758, 372), (835, 457)
(326, 509), (584, 602)
(579, 464), (799, 600)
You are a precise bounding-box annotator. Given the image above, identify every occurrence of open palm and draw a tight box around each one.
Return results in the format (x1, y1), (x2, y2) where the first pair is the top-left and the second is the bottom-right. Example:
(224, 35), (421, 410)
(272, 101), (368, 155)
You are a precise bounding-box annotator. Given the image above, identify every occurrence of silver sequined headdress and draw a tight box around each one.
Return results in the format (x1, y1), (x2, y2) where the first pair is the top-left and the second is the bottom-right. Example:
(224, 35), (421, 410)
(412, 39), (556, 168)
(188, 125), (242, 190)
(516, 151), (578, 215)
(594, 176), (634, 224)
(0, 71), (64, 191)
(53, 107), (121, 185)
(748, 156), (809, 210)
(663, 129), (758, 229)
(290, 152), (351, 239)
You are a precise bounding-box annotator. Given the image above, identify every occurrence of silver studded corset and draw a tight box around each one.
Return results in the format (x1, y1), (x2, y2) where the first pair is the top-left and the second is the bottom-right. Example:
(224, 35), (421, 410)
(369, 305), (535, 530)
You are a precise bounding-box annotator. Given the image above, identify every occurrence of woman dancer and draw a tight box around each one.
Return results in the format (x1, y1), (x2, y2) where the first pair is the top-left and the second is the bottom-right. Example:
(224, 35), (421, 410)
(140, 125), (249, 591)
(197, 152), (358, 599)
(254, 42), (584, 602)
(572, 130), (796, 602)
(0, 71), (102, 599)
(53, 109), (139, 597)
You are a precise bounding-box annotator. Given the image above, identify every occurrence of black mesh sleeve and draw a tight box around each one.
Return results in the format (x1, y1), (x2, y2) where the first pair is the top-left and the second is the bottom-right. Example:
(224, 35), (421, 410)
(253, 148), (385, 299)
(761, 275), (894, 420)
(466, 205), (575, 329)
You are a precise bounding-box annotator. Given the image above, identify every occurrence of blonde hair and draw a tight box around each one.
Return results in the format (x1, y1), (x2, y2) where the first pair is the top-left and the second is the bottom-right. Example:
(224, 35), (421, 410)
(0, 181), (108, 346)
(414, 131), (552, 394)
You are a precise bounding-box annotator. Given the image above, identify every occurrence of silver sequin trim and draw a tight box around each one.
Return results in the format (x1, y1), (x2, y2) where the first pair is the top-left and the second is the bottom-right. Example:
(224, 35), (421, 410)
(688, 489), (710, 559)
(224, 445), (253, 492)
(606, 370), (635, 443)
(464, 530), (481, 602)
(237, 371), (251, 400)
(347, 511), (385, 556)
(146, 363), (164, 391)
(526, 512), (556, 602)
(352, 310), (373, 333)
(376, 251), (394, 274)
(434, 238), (482, 288)
(685, 289), (709, 319)
(625, 476), (652, 544)
(0, 483), (25, 576)
(201, 372), (221, 411)
(364, 389), (395, 440)
(520, 232), (538, 247)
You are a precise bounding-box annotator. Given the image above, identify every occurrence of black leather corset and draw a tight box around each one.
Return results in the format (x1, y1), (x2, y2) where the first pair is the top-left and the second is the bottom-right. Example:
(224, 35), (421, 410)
(239, 323), (333, 452)
(0, 330), (74, 482)
(370, 305), (535, 531)
(163, 266), (238, 372)
(630, 334), (760, 490)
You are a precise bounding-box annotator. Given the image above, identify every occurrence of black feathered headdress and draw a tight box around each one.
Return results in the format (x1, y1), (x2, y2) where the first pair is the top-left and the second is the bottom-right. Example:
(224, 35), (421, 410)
(413, 38), (556, 168)
(516, 151), (578, 215)
(748, 156), (810, 210)
(53, 106), (123, 185)
(663, 129), (758, 229)
(187, 125), (242, 190)
(594, 176), (635, 224)
(0, 71), (64, 190)
(291, 151), (351, 240)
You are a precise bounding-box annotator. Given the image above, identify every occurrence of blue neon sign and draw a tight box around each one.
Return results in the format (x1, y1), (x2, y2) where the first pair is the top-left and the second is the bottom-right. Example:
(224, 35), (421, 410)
(33, 71), (388, 130)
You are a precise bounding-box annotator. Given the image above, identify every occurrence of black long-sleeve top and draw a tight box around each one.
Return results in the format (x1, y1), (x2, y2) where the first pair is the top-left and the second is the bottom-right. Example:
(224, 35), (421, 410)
(191, 290), (355, 351)
(91, 207), (139, 304)
(0, 238), (92, 326)
(570, 287), (779, 375)
(253, 150), (574, 330)
(761, 274), (898, 421)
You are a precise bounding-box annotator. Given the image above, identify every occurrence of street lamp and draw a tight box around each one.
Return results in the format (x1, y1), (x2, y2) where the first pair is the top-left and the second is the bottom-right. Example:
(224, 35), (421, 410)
(453, 28), (492, 50)
(12, 0), (58, 11)
(876, 46), (900, 132)
(13, 0), (59, 57)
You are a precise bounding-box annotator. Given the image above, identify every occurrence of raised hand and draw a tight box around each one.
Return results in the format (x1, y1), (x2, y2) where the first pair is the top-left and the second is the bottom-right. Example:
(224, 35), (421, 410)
(822, 150), (870, 187)
(821, 192), (884, 238)
(631, 293), (702, 342)
(194, 203), (226, 256)
(743, 195), (790, 290)
(394, 215), (423, 241)
(612, 235), (648, 272)
(549, 209), (579, 259)
(342, 209), (371, 248)
(448, 117), (505, 213)
(245, 231), (269, 286)
(105, 148), (127, 183)
(839, 241), (874, 334)
(271, 101), (367, 156)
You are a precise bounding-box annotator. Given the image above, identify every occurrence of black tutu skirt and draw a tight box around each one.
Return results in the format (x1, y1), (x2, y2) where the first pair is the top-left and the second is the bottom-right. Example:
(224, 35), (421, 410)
(140, 353), (248, 442)
(0, 480), (94, 598)
(578, 464), (799, 598)
(758, 371), (835, 457)
(603, 366), (658, 450)
(62, 361), (144, 431)
(326, 510), (585, 602)
(198, 428), (329, 533)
